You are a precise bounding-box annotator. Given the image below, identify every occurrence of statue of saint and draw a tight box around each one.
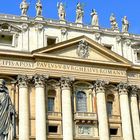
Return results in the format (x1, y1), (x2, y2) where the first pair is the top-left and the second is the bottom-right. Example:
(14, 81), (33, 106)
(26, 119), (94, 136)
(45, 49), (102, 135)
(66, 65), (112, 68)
(75, 2), (84, 24)
(91, 9), (99, 26)
(36, 0), (42, 17)
(57, 2), (66, 21)
(0, 79), (15, 140)
(20, 0), (29, 16)
(110, 13), (118, 30)
(122, 16), (129, 32)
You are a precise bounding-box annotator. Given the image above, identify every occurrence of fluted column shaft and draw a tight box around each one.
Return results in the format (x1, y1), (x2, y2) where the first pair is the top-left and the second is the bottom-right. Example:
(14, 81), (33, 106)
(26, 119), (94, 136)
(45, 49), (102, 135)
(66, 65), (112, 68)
(18, 75), (29, 140)
(130, 86), (140, 140)
(34, 74), (47, 140)
(118, 83), (133, 140)
(60, 77), (74, 140)
(94, 80), (109, 140)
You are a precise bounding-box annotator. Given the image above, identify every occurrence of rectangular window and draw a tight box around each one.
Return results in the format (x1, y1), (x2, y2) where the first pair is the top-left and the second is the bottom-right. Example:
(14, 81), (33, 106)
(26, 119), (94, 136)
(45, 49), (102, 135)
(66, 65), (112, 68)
(48, 126), (58, 133)
(137, 52), (140, 61)
(0, 34), (13, 45)
(107, 101), (113, 115)
(48, 97), (54, 112)
(47, 38), (56, 46)
(110, 128), (118, 135)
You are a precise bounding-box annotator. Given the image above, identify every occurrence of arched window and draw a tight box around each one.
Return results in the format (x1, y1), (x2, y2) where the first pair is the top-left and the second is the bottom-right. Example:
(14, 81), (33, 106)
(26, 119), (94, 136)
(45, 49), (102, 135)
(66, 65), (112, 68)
(76, 91), (87, 112)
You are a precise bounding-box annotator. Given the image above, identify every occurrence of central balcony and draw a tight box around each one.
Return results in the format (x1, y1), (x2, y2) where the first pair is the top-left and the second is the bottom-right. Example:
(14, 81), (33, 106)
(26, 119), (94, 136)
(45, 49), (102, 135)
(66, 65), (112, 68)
(74, 112), (97, 123)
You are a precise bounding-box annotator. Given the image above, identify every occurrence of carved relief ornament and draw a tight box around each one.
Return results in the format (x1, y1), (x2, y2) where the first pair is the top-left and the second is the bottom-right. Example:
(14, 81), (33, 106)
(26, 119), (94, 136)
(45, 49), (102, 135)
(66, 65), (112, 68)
(76, 40), (89, 59)
(61, 28), (67, 35)
(22, 23), (28, 32)
(35, 24), (44, 31)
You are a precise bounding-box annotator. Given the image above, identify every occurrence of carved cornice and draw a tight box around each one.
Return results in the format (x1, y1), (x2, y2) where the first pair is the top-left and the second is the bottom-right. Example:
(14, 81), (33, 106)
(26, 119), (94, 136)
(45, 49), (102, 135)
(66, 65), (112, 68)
(33, 74), (48, 88)
(117, 82), (128, 95)
(60, 77), (74, 90)
(94, 80), (109, 93)
(17, 75), (29, 88)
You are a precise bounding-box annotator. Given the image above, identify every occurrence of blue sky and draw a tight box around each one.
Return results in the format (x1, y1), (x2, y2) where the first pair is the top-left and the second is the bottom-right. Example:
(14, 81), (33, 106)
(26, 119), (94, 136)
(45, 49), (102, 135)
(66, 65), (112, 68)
(0, 0), (140, 34)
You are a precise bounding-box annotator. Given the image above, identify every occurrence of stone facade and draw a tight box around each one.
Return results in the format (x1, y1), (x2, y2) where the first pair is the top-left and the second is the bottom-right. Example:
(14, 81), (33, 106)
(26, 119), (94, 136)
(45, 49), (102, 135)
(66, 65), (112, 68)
(0, 2), (140, 140)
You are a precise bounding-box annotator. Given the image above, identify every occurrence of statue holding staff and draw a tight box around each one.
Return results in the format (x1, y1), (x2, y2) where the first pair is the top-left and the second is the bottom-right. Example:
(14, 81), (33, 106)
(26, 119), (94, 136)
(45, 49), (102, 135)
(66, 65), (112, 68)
(0, 79), (15, 140)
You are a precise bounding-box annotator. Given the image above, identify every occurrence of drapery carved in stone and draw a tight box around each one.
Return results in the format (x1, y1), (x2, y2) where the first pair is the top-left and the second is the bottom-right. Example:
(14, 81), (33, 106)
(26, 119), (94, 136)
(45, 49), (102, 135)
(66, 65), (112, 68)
(0, 79), (16, 140)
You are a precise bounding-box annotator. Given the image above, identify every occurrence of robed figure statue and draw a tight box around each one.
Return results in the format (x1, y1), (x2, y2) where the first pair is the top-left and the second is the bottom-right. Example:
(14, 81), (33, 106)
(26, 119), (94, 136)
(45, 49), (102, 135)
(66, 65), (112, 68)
(0, 79), (15, 140)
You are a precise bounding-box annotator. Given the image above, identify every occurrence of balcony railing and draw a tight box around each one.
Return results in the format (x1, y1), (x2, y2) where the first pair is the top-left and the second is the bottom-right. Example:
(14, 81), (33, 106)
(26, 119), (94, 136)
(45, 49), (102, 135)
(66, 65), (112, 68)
(108, 115), (121, 119)
(74, 112), (97, 120)
(47, 112), (62, 118)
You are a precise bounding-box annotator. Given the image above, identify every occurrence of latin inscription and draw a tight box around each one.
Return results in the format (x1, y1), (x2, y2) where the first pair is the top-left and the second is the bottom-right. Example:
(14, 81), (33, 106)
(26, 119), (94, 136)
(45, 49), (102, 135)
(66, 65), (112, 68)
(0, 59), (126, 76)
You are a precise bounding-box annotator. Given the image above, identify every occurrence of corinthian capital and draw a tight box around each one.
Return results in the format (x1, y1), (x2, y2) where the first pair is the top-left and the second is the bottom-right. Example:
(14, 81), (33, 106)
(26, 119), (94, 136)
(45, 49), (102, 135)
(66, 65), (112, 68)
(60, 77), (74, 90)
(117, 82), (128, 95)
(33, 74), (48, 88)
(130, 85), (139, 97)
(94, 80), (109, 93)
(17, 75), (29, 88)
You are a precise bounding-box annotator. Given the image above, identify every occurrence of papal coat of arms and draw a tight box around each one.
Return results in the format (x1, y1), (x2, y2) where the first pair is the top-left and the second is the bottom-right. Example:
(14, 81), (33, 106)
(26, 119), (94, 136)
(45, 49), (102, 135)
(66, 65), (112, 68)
(76, 40), (89, 58)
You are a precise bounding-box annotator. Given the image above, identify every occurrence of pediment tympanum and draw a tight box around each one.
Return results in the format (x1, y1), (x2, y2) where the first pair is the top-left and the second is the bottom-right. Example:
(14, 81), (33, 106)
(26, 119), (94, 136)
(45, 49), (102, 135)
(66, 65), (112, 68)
(33, 35), (131, 66)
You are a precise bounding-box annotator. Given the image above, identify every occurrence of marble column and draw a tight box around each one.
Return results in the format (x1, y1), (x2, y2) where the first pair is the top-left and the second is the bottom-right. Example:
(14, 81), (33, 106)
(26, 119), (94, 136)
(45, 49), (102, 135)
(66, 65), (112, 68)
(130, 85), (140, 140)
(94, 80), (109, 140)
(34, 74), (48, 140)
(60, 77), (74, 140)
(117, 83), (133, 140)
(18, 75), (29, 140)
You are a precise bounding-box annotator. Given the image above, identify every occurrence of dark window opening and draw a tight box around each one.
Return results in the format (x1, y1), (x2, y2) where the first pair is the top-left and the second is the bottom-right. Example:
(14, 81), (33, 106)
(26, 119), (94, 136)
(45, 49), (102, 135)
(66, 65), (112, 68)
(107, 101), (113, 115)
(76, 91), (87, 112)
(137, 52), (140, 60)
(48, 126), (58, 133)
(48, 97), (55, 112)
(110, 128), (118, 135)
(104, 44), (112, 50)
(0, 34), (12, 45)
(47, 38), (56, 46)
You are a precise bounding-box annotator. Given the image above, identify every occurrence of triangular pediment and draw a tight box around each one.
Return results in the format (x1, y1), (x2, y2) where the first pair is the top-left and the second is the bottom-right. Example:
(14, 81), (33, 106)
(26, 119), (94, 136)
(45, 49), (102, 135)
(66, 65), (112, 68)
(33, 36), (132, 66)
(0, 22), (22, 33)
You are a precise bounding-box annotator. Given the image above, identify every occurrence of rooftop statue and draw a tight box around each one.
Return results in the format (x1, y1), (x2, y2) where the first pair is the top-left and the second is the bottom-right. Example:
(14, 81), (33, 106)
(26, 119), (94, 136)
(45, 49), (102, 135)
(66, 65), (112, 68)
(57, 2), (66, 21)
(0, 79), (15, 140)
(110, 13), (118, 30)
(91, 9), (99, 26)
(20, 0), (29, 16)
(36, 0), (42, 17)
(75, 2), (84, 24)
(122, 16), (129, 32)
